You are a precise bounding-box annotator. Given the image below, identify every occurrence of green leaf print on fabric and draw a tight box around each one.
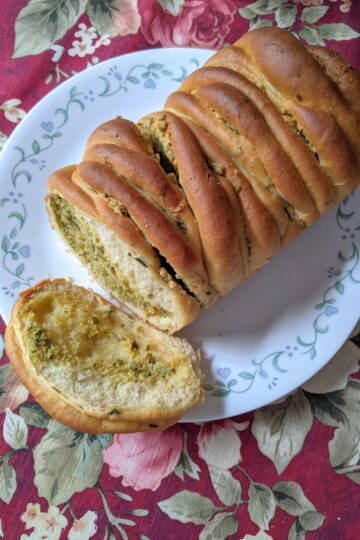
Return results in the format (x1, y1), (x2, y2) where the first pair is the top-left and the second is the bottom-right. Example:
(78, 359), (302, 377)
(238, 7), (257, 20)
(157, 0), (185, 17)
(238, 0), (360, 46)
(298, 511), (325, 531)
(3, 409), (28, 450)
(247, 482), (276, 530)
(298, 27), (325, 45)
(304, 390), (348, 427)
(287, 510), (325, 539)
(301, 6), (329, 25)
(271, 482), (325, 539)
(272, 481), (315, 516)
(199, 512), (238, 540)
(19, 401), (51, 429)
(243, 0), (284, 16)
(308, 377), (360, 430)
(0, 132), (8, 152)
(288, 519), (306, 540)
(329, 424), (360, 483)
(13, 0), (88, 58)
(209, 466), (242, 506)
(0, 364), (28, 413)
(0, 462), (17, 504)
(86, 0), (119, 36)
(317, 23), (360, 41)
(158, 491), (217, 524)
(174, 431), (201, 481)
(275, 5), (296, 29)
(251, 392), (313, 474)
(33, 420), (111, 505)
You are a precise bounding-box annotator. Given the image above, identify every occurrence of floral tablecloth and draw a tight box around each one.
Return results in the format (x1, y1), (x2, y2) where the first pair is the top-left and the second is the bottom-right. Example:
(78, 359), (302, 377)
(0, 1), (360, 539)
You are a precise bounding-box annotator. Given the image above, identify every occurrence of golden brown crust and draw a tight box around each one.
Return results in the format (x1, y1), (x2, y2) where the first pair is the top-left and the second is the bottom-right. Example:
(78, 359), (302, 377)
(83, 142), (202, 255)
(90, 196), (160, 270)
(207, 30), (360, 203)
(5, 279), (202, 433)
(193, 82), (318, 226)
(48, 166), (99, 222)
(181, 66), (334, 214)
(179, 117), (281, 270)
(287, 103), (359, 200)
(140, 111), (247, 294)
(78, 160), (211, 301)
(86, 117), (152, 154)
(166, 90), (291, 238)
(307, 46), (360, 119)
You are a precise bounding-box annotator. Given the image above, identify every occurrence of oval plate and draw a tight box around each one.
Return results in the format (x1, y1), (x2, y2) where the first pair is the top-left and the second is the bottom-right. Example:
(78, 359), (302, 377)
(0, 48), (359, 422)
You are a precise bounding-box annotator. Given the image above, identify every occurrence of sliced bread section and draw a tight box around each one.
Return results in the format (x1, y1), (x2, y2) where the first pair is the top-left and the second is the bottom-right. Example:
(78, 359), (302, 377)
(5, 279), (204, 433)
(47, 166), (200, 333)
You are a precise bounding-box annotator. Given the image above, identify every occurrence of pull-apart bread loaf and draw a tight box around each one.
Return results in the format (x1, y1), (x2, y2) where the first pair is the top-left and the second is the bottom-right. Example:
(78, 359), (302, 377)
(5, 280), (203, 433)
(5, 28), (360, 434)
(46, 28), (360, 335)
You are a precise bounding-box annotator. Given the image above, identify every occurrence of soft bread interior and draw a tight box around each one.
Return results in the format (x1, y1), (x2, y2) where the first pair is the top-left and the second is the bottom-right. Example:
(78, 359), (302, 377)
(46, 193), (199, 333)
(10, 280), (203, 431)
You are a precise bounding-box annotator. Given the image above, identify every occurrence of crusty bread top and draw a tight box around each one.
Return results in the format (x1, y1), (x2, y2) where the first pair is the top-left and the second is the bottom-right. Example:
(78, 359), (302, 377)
(162, 27), (360, 273)
(180, 66), (334, 215)
(78, 159), (211, 298)
(84, 117), (203, 256)
(176, 116), (280, 271)
(206, 28), (360, 201)
(5, 279), (204, 433)
(139, 111), (250, 294)
(85, 117), (153, 154)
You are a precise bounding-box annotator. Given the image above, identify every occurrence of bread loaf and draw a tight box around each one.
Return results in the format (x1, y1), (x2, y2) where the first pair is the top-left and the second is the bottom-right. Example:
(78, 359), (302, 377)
(5, 279), (203, 433)
(46, 28), (360, 334)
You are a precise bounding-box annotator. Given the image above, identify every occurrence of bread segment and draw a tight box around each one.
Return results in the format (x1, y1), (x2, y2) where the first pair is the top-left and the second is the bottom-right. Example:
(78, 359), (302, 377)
(206, 30), (360, 203)
(180, 66), (334, 215)
(192, 82), (318, 226)
(139, 112), (249, 294)
(307, 46), (360, 119)
(78, 160), (211, 302)
(166, 91), (292, 240)
(47, 168), (200, 333)
(175, 117), (280, 271)
(85, 117), (153, 154)
(5, 279), (204, 433)
(83, 142), (202, 256)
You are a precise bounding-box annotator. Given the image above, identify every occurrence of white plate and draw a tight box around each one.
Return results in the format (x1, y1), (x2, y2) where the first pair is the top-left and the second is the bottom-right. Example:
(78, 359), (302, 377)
(0, 48), (359, 422)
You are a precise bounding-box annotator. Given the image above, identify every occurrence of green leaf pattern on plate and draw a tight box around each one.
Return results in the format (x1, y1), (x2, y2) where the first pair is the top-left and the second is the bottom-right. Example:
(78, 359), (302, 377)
(0, 60), (194, 301)
(206, 195), (360, 397)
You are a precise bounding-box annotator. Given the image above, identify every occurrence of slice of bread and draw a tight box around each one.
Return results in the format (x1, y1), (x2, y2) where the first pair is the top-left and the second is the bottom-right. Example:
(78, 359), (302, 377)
(46, 165), (201, 334)
(4, 279), (204, 433)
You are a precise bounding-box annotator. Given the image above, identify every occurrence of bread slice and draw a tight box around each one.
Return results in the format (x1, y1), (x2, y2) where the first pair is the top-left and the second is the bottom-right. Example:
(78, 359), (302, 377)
(46, 165), (201, 334)
(4, 279), (204, 433)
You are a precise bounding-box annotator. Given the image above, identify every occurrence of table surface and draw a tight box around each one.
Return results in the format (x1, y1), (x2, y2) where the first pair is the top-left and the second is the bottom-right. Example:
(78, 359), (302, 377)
(1, 1), (360, 539)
